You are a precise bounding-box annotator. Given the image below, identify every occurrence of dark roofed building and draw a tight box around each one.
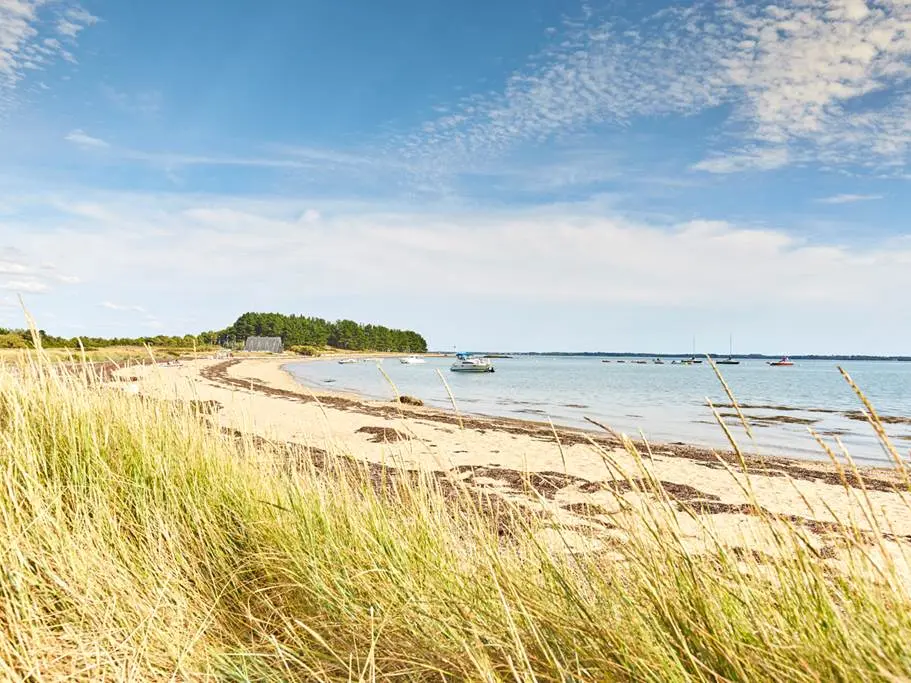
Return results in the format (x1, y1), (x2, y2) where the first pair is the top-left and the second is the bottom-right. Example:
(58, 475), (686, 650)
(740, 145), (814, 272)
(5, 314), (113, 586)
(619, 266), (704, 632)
(244, 336), (283, 353)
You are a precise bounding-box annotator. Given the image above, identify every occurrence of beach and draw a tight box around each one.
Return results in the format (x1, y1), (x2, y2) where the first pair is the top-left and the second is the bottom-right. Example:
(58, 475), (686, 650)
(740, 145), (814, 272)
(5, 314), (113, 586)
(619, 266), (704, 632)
(119, 354), (911, 566)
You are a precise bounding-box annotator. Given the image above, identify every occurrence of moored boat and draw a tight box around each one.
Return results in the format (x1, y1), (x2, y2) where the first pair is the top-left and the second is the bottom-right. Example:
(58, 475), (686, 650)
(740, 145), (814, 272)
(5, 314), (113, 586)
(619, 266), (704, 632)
(682, 336), (702, 363)
(716, 334), (740, 365)
(338, 358), (359, 364)
(450, 353), (495, 373)
(400, 355), (426, 365)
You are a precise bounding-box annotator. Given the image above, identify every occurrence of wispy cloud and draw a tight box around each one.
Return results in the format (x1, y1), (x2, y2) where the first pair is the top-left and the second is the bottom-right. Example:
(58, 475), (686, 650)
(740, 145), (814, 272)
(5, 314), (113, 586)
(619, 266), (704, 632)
(816, 193), (885, 204)
(394, 0), (911, 177)
(0, 258), (29, 275)
(101, 301), (146, 313)
(0, 252), (79, 294)
(65, 129), (109, 148)
(63, 139), (411, 190)
(0, 1), (97, 109)
(56, 7), (97, 39)
(101, 85), (162, 117)
(1, 279), (49, 293)
(692, 148), (790, 175)
(65, 141), (358, 170)
(9, 190), (910, 311)
(100, 301), (162, 329)
(124, 150), (311, 169)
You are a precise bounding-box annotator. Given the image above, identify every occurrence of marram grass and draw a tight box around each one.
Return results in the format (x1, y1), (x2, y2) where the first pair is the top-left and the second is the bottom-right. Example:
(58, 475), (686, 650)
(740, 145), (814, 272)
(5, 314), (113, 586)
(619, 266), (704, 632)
(1, 356), (911, 681)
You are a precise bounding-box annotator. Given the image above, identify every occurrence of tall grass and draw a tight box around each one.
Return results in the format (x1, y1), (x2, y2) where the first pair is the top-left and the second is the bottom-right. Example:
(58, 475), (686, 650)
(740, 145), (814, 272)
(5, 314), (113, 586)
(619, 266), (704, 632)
(2, 355), (911, 680)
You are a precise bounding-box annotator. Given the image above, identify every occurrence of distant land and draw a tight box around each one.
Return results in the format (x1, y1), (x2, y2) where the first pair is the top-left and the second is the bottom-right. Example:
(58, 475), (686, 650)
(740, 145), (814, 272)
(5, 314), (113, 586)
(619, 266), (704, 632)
(436, 352), (911, 362)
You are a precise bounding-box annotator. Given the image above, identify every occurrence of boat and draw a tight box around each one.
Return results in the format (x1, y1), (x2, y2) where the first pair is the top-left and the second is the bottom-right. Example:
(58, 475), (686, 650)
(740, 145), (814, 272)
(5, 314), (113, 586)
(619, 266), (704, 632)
(399, 355), (426, 365)
(338, 358), (359, 364)
(450, 353), (495, 373)
(683, 336), (703, 364)
(653, 357), (664, 365)
(768, 356), (794, 367)
(716, 334), (740, 365)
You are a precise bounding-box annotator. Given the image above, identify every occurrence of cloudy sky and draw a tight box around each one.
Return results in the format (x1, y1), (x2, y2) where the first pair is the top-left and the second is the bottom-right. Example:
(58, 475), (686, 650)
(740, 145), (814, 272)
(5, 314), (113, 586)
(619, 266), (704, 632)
(1, 0), (909, 353)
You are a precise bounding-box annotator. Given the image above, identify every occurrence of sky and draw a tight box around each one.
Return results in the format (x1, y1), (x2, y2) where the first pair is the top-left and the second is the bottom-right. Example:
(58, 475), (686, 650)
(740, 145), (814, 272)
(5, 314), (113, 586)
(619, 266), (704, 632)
(0, 0), (910, 354)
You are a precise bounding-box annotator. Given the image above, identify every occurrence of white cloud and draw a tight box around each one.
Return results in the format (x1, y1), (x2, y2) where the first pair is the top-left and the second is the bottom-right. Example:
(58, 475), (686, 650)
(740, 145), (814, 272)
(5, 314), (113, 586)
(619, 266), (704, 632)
(0, 1), (97, 107)
(3, 189), (910, 350)
(56, 6), (96, 38)
(101, 301), (146, 313)
(0, 258), (29, 274)
(298, 209), (321, 223)
(396, 0), (911, 176)
(0, 253), (78, 294)
(6, 191), (910, 313)
(1, 279), (48, 293)
(55, 20), (81, 38)
(53, 274), (81, 284)
(816, 193), (885, 204)
(692, 147), (790, 174)
(65, 129), (109, 148)
(123, 149), (316, 170)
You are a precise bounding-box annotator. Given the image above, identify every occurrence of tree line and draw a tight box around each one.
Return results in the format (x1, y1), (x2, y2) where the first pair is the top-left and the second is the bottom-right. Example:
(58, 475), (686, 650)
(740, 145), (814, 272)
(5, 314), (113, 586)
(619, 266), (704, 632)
(214, 312), (427, 353)
(0, 328), (207, 350)
(0, 312), (428, 354)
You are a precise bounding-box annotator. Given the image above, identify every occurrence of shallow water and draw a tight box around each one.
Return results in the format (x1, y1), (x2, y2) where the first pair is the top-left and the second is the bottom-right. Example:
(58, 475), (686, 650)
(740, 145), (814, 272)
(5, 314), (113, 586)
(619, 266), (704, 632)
(285, 356), (911, 465)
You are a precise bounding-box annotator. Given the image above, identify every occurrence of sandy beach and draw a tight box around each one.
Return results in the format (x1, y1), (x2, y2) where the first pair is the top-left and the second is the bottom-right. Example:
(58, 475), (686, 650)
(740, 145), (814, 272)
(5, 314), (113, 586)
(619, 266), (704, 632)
(118, 355), (911, 566)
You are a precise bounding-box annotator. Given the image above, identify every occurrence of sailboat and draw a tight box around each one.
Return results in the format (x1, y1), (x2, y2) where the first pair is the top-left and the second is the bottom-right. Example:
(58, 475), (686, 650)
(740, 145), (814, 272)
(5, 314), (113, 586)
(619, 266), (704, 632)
(682, 336), (702, 364)
(716, 334), (740, 365)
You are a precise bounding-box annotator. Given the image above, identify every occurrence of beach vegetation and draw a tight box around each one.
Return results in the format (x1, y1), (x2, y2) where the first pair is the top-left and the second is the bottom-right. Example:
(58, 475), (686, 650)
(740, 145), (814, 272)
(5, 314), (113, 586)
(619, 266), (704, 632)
(288, 344), (322, 356)
(1, 348), (911, 680)
(0, 332), (28, 348)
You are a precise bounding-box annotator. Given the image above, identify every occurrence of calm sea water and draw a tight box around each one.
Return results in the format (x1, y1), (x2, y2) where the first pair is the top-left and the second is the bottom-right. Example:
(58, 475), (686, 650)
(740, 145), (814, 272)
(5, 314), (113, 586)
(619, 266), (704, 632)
(285, 356), (911, 465)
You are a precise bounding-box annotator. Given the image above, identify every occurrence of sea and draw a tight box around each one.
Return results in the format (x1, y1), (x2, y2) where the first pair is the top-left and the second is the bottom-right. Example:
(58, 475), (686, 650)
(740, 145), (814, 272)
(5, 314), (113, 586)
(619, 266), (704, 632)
(284, 356), (911, 466)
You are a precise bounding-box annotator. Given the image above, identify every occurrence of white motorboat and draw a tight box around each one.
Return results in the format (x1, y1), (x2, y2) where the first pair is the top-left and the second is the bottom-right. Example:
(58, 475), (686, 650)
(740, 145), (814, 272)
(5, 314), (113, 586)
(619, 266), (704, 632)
(338, 358), (359, 364)
(400, 355), (426, 365)
(450, 353), (494, 373)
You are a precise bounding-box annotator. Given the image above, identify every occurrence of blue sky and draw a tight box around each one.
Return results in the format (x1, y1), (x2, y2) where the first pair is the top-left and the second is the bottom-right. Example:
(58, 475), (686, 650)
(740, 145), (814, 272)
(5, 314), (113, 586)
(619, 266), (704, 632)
(1, 0), (910, 353)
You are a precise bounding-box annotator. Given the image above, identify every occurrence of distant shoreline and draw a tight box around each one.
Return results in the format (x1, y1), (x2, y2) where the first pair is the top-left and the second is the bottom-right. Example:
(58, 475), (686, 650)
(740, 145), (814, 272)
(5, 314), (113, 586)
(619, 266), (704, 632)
(431, 352), (911, 362)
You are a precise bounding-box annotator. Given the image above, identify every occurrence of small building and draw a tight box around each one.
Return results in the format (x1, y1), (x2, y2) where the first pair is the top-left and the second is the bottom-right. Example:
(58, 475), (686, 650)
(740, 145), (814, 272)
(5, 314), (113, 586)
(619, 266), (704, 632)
(244, 336), (284, 353)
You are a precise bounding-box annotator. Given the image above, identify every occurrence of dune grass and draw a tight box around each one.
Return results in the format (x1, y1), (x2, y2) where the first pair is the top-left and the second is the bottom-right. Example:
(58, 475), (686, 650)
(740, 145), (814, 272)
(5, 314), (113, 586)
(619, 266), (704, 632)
(0, 345), (213, 364)
(2, 354), (911, 680)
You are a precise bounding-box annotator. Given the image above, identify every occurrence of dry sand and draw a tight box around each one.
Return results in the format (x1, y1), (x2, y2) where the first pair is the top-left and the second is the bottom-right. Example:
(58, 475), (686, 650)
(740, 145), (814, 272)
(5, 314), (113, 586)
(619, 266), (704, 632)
(116, 355), (911, 566)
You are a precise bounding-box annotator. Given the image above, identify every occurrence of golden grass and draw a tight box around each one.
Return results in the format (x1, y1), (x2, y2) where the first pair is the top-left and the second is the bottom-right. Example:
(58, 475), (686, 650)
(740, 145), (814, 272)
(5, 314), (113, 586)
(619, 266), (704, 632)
(0, 345), (212, 364)
(2, 353), (911, 680)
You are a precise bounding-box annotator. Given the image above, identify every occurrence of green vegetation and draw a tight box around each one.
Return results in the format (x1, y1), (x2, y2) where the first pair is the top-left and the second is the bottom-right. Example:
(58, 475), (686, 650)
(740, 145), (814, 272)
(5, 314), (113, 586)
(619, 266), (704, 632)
(0, 332), (28, 349)
(2, 354), (911, 679)
(1, 310), (428, 355)
(220, 312), (427, 352)
(0, 327), (212, 351)
(288, 344), (323, 356)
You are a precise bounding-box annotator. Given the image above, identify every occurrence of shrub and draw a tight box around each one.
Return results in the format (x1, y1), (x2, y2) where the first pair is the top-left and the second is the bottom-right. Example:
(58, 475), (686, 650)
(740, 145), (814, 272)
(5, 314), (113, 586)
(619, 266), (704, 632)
(289, 345), (321, 356)
(0, 333), (28, 349)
